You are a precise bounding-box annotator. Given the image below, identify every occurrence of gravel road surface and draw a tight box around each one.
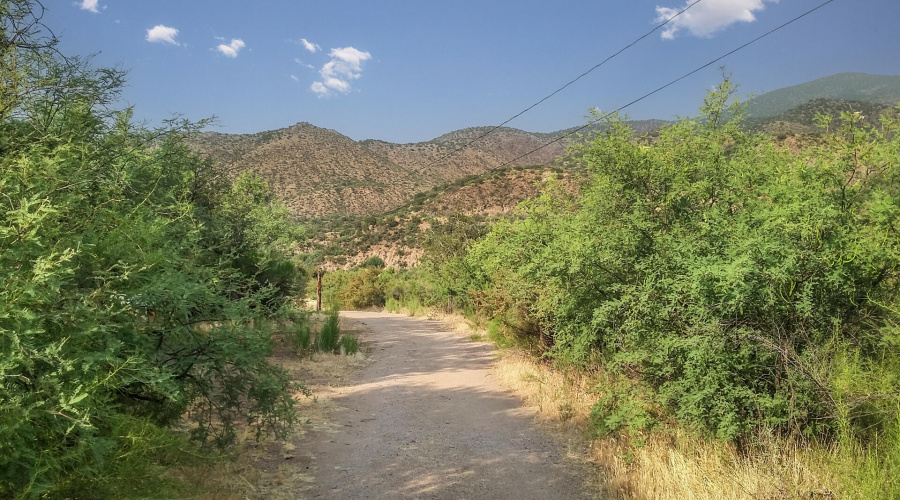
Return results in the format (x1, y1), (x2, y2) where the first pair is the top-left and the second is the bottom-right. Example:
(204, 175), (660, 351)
(301, 311), (592, 499)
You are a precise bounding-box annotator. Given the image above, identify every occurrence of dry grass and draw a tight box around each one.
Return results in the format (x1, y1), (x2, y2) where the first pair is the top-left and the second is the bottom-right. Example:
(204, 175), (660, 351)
(165, 427), (315, 500)
(493, 350), (595, 426)
(418, 311), (841, 499)
(488, 347), (840, 500)
(425, 309), (480, 334)
(594, 432), (839, 500)
(283, 351), (368, 386)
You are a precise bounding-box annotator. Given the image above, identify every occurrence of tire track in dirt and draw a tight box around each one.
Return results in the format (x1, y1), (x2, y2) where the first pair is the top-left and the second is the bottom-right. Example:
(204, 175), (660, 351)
(299, 311), (592, 499)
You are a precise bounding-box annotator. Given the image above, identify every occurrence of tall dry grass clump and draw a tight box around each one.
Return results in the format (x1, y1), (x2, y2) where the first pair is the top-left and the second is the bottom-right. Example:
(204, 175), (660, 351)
(489, 344), (841, 499)
(493, 351), (595, 426)
(592, 432), (838, 500)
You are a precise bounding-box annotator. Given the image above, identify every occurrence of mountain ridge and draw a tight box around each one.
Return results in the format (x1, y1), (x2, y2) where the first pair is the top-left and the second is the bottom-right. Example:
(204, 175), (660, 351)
(193, 73), (900, 219)
(193, 122), (572, 218)
(745, 72), (900, 118)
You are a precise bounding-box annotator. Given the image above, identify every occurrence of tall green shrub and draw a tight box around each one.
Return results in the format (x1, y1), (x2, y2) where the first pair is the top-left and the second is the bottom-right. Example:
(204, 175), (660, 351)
(338, 267), (386, 309)
(0, 3), (302, 496)
(468, 80), (900, 442)
(317, 308), (342, 354)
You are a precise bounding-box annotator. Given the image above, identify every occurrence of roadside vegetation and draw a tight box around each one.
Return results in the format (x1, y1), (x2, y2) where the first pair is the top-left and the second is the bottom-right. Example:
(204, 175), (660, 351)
(323, 79), (900, 497)
(0, 2), (313, 497)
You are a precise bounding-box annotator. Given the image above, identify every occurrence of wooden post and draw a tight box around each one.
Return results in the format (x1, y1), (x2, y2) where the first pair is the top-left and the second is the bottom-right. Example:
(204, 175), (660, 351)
(316, 271), (322, 311)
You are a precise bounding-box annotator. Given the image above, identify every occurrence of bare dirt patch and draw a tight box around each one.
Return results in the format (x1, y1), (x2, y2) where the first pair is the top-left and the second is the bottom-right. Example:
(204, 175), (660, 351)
(296, 311), (596, 499)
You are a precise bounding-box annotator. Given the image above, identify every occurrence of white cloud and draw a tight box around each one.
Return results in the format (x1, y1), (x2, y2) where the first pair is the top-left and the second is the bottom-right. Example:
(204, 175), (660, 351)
(300, 38), (320, 53)
(294, 58), (316, 70)
(216, 38), (246, 58)
(655, 0), (777, 39)
(79, 0), (100, 13)
(291, 75), (300, 82)
(310, 46), (372, 97)
(146, 25), (179, 45)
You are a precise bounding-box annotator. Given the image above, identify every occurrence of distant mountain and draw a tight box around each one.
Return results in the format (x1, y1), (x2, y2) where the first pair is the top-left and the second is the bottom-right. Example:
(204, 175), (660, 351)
(190, 117), (681, 219)
(745, 98), (894, 135)
(746, 73), (900, 118)
(191, 73), (900, 220)
(193, 123), (573, 218)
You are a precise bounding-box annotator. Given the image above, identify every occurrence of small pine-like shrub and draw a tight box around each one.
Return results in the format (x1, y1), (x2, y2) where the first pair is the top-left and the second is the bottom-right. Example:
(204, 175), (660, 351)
(318, 308), (342, 354)
(341, 334), (359, 355)
(289, 321), (312, 352)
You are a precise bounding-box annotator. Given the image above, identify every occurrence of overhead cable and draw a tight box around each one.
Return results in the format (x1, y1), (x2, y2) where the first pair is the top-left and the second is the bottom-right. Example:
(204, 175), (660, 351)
(492, 0), (838, 171)
(423, 0), (705, 168)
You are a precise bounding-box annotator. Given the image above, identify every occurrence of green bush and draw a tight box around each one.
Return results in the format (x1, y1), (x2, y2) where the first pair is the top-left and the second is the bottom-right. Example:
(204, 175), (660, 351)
(467, 80), (900, 442)
(318, 308), (342, 354)
(0, 3), (300, 496)
(337, 268), (385, 309)
(289, 319), (313, 352)
(330, 267), (385, 310)
(341, 334), (359, 355)
(361, 255), (386, 268)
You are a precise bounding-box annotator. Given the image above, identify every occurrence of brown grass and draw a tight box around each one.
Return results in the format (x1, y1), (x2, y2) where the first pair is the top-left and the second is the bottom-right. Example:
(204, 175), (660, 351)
(493, 351), (595, 426)
(492, 347), (839, 500)
(165, 427), (315, 500)
(421, 310), (841, 500)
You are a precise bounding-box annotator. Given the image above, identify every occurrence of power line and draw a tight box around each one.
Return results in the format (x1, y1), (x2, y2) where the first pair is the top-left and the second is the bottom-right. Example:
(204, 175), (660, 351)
(492, 0), (837, 171)
(422, 0), (705, 169)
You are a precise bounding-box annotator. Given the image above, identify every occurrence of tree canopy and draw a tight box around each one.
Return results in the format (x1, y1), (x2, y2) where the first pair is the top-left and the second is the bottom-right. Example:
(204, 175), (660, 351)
(0, 2), (304, 497)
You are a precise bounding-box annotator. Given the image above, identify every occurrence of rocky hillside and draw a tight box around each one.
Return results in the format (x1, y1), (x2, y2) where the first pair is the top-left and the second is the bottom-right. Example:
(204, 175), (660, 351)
(304, 165), (585, 270)
(192, 73), (900, 219)
(193, 124), (573, 218)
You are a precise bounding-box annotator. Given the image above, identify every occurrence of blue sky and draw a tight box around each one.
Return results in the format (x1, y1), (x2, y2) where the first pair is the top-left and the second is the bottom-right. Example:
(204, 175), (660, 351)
(47, 0), (900, 143)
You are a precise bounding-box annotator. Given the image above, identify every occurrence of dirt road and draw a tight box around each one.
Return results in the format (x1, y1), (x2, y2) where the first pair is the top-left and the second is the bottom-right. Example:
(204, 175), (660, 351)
(299, 311), (592, 499)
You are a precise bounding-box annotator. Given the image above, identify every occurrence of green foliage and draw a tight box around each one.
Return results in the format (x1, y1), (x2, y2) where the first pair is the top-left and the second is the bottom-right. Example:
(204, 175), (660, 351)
(466, 79), (900, 444)
(385, 294), (425, 316)
(485, 319), (516, 349)
(340, 334), (359, 355)
(338, 267), (386, 309)
(317, 308), (342, 354)
(288, 316), (313, 353)
(829, 411), (900, 499)
(0, 4), (304, 496)
(591, 379), (657, 437)
(361, 255), (386, 268)
(420, 214), (488, 309)
(320, 269), (351, 308)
